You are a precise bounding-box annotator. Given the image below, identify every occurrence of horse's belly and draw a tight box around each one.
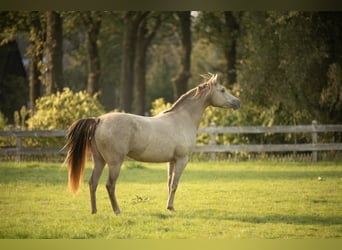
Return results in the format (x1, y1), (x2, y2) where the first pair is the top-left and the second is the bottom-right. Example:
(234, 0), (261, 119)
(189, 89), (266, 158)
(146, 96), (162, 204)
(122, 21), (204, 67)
(127, 146), (174, 163)
(127, 141), (193, 163)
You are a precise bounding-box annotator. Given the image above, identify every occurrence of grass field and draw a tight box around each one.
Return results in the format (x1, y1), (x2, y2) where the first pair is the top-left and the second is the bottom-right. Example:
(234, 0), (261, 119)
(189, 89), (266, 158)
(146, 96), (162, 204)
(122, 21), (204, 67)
(0, 160), (341, 239)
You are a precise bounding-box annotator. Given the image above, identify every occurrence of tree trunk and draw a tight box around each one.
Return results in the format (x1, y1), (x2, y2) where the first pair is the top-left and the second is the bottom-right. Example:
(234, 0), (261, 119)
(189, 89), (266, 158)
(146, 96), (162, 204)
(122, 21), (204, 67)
(120, 12), (137, 113)
(29, 51), (42, 113)
(223, 11), (239, 87)
(172, 11), (192, 100)
(120, 11), (149, 113)
(134, 38), (147, 115)
(134, 14), (161, 115)
(28, 13), (43, 113)
(45, 11), (63, 95)
(81, 12), (102, 96)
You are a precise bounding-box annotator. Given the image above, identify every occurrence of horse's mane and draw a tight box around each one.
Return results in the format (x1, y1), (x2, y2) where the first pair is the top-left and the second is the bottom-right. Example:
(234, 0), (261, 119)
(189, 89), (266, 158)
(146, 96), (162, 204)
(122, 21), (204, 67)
(163, 88), (198, 114)
(163, 74), (214, 114)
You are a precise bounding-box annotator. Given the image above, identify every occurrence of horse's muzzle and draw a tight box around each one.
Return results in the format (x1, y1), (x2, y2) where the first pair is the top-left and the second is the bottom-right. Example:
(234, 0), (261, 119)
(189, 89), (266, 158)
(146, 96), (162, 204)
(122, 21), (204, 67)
(231, 99), (241, 110)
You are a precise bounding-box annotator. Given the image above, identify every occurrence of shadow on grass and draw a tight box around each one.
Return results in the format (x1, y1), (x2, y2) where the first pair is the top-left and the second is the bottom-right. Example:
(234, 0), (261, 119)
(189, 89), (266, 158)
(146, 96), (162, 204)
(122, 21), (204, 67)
(193, 209), (342, 226)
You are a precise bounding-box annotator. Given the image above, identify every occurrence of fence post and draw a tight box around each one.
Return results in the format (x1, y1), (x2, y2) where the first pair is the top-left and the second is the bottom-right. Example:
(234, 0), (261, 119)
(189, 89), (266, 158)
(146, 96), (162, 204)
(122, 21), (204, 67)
(15, 130), (22, 162)
(210, 122), (216, 160)
(312, 120), (317, 162)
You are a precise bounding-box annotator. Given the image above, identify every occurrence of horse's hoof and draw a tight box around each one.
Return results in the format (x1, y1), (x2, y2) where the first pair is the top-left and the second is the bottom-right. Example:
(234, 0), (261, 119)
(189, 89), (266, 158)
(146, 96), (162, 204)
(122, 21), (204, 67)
(167, 207), (176, 213)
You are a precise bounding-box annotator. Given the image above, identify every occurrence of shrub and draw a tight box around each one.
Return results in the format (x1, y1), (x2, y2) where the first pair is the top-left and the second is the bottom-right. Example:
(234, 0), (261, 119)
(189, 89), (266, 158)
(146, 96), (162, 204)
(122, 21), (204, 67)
(150, 98), (172, 116)
(27, 88), (105, 130)
(21, 88), (105, 150)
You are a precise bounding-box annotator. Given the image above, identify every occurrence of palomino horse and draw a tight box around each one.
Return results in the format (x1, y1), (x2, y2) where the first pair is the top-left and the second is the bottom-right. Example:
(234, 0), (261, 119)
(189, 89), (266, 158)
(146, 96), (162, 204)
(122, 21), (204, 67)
(64, 73), (240, 215)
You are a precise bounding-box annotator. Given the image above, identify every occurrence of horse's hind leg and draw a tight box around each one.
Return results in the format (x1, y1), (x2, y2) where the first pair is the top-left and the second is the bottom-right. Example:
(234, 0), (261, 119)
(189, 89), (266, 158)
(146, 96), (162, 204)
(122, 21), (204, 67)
(106, 160), (123, 215)
(89, 154), (105, 214)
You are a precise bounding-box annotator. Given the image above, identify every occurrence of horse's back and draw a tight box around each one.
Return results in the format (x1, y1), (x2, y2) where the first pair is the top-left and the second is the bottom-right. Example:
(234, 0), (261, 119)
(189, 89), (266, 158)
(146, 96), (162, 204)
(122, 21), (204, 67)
(94, 112), (165, 161)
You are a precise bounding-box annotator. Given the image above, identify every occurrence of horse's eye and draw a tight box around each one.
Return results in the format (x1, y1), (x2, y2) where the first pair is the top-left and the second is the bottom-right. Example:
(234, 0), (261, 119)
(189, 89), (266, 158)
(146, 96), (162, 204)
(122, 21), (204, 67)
(220, 89), (225, 93)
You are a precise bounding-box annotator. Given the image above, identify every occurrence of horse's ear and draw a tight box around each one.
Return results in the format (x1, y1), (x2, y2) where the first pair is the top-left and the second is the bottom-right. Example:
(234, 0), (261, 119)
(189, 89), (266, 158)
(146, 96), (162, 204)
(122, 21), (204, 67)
(212, 74), (218, 84)
(209, 73), (218, 85)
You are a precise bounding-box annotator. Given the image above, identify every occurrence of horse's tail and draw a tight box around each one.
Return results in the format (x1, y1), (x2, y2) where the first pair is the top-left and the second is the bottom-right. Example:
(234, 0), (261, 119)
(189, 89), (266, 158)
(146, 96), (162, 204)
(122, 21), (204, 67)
(64, 118), (98, 194)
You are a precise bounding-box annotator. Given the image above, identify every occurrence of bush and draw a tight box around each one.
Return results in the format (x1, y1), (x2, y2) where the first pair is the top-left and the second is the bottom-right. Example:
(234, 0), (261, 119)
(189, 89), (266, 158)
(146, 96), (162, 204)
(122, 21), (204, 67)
(19, 88), (105, 150)
(150, 98), (172, 116)
(27, 88), (105, 130)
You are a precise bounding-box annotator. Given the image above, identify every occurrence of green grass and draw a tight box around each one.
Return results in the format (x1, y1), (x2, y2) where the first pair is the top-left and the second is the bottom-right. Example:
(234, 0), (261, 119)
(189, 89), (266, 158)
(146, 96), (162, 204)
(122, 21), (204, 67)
(0, 160), (341, 239)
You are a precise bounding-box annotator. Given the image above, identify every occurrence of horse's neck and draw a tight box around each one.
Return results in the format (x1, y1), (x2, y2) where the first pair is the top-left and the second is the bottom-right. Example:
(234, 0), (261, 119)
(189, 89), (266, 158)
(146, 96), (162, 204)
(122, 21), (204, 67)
(178, 97), (208, 129)
(162, 88), (209, 128)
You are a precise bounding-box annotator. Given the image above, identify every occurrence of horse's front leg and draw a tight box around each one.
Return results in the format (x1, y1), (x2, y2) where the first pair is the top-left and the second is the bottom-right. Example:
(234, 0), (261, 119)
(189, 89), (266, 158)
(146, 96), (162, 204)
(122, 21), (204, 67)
(167, 156), (188, 212)
(167, 161), (175, 194)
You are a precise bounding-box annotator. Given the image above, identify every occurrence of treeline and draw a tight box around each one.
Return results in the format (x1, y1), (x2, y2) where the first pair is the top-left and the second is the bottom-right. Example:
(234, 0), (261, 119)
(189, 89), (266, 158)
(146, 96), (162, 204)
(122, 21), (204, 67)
(0, 11), (341, 126)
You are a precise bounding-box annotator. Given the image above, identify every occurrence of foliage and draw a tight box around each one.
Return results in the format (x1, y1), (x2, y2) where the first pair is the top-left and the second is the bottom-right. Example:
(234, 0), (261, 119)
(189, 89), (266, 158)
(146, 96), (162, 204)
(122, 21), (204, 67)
(237, 11), (341, 125)
(146, 41), (177, 107)
(0, 112), (8, 130)
(97, 12), (124, 110)
(193, 11), (240, 86)
(190, 39), (224, 86)
(27, 87), (105, 130)
(320, 63), (342, 122)
(1, 11), (341, 126)
(62, 11), (123, 111)
(0, 161), (341, 238)
(13, 106), (29, 129)
(149, 98), (172, 116)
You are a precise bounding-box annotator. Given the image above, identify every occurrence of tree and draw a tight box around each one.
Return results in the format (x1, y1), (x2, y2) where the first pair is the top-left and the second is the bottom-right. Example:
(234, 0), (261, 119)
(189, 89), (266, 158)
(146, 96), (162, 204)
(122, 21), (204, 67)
(62, 11), (122, 111)
(0, 11), (45, 114)
(134, 13), (162, 115)
(96, 12), (124, 111)
(27, 12), (45, 113)
(194, 11), (240, 87)
(45, 11), (63, 95)
(223, 11), (239, 86)
(238, 11), (342, 125)
(172, 11), (192, 100)
(80, 11), (102, 96)
(120, 11), (149, 113)
(317, 12), (342, 123)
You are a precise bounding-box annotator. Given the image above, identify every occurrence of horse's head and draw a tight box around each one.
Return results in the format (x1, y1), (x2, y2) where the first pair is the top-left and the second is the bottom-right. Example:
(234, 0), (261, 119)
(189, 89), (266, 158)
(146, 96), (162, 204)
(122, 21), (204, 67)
(205, 74), (240, 110)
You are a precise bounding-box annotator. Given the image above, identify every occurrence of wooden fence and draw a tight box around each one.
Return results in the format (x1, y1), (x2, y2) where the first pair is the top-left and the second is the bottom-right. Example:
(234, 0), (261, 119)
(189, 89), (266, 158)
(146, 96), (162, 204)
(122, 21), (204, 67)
(194, 121), (342, 161)
(0, 130), (66, 161)
(1, 121), (342, 161)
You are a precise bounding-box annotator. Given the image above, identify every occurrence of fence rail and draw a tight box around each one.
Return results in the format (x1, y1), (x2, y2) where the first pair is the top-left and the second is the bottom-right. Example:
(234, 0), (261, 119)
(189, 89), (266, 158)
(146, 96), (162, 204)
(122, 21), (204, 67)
(1, 121), (342, 161)
(194, 121), (342, 161)
(0, 130), (66, 161)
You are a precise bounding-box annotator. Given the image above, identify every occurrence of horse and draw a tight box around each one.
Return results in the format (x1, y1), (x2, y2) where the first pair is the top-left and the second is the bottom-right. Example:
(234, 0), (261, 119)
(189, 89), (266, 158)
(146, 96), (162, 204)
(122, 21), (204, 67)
(64, 73), (240, 215)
